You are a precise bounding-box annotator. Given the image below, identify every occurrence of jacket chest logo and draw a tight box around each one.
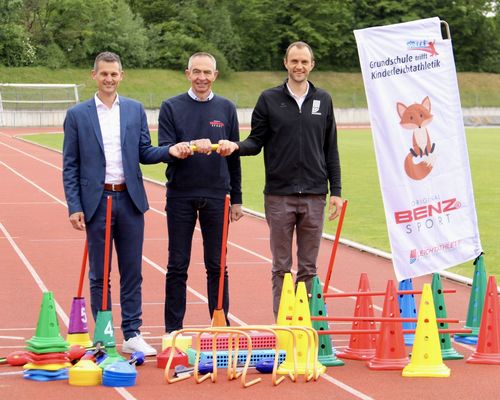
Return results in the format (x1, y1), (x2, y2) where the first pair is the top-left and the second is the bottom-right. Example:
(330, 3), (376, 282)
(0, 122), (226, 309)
(209, 120), (224, 128)
(312, 100), (322, 115)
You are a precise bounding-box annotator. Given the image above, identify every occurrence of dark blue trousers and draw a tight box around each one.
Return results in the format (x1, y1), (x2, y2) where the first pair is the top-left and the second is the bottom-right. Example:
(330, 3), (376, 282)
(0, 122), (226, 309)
(86, 190), (144, 340)
(164, 196), (229, 332)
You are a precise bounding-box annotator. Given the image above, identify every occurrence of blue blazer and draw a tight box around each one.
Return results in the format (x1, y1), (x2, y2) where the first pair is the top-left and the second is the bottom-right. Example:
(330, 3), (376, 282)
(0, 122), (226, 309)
(63, 96), (171, 221)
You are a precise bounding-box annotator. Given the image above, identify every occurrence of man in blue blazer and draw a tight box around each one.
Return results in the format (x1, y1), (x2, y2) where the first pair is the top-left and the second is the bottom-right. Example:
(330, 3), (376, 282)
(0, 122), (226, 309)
(63, 52), (187, 356)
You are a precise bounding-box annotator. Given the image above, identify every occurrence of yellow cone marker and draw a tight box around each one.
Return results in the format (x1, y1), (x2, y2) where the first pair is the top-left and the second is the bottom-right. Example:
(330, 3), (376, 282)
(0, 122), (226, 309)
(402, 284), (450, 378)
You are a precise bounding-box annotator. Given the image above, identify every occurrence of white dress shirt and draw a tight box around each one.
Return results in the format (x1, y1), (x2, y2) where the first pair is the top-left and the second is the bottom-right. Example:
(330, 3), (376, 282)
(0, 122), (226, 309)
(287, 81), (309, 111)
(95, 94), (124, 184)
(188, 87), (214, 102)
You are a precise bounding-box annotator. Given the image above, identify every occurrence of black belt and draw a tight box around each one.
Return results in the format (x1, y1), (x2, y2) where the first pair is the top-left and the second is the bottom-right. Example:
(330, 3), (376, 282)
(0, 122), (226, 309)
(104, 183), (127, 192)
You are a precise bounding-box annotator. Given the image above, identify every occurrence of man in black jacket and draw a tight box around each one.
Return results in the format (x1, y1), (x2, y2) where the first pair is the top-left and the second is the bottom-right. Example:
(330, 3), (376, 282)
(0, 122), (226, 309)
(218, 41), (342, 319)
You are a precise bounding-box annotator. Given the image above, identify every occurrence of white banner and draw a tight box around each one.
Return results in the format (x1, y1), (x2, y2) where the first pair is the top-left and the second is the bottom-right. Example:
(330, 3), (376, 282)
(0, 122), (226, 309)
(354, 17), (482, 281)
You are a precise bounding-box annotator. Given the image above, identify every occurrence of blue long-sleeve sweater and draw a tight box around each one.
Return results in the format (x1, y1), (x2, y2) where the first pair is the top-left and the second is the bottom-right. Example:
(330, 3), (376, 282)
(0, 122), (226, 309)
(158, 93), (242, 204)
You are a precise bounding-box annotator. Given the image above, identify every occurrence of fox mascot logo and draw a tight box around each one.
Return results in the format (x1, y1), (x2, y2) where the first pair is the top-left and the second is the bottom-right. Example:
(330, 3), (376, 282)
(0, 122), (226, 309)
(397, 96), (436, 180)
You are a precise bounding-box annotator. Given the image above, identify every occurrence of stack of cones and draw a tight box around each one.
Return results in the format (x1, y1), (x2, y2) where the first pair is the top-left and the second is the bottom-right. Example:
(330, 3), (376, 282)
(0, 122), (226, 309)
(367, 280), (409, 370)
(337, 273), (377, 360)
(398, 279), (416, 346)
(23, 292), (71, 381)
(455, 255), (487, 345)
(402, 284), (450, 377)
(277, 282), (326, 377)
(431, 273), (463, 360)
(467, 276), (500, 365)
(309, 276), (344, 366)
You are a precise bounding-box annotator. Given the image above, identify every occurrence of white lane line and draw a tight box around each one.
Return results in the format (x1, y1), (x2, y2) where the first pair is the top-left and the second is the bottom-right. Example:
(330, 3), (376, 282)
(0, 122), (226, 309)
(0, 336), (25, 340)
(0, 222), (69, 328)
(1, 150), (374, 400)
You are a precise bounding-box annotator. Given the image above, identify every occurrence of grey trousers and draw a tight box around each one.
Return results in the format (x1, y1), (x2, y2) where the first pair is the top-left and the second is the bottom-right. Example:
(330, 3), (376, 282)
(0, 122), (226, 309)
(264, 194), (326, 319)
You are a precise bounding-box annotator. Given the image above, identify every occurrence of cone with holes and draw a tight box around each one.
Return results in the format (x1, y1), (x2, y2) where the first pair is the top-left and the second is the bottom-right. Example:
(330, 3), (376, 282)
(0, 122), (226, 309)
(431, 273), (463, 360)
(309, 276), (344, 366)
(25, 292), (69, 353)
(277, 282), (326, 376)
(337, 273), (377, 360)
(455, 254), (487, 345)
(467, 276), (500, 365)
(398, 279), (416, 346)
(367, 280), (409, 370)
(276, 273), (296, 351)
(402, 284), (450, 377)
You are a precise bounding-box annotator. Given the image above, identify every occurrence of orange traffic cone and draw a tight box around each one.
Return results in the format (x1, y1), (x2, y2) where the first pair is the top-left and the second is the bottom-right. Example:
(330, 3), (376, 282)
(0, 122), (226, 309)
(467, 276), (500, 365)
(367, 280), (409, 370)
(337, 273), (376, 360)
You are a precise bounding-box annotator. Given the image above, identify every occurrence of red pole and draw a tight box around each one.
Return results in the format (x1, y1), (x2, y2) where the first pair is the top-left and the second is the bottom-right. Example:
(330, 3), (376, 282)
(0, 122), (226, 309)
(216, 195), (231, 310)
(102, 196), (112, 311)
(323, 200), (348, 295)
(76, 241), (88, 298)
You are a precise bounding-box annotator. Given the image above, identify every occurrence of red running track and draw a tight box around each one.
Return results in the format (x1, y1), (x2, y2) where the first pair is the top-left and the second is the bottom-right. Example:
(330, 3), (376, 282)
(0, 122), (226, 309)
(0, 128), (497, 400)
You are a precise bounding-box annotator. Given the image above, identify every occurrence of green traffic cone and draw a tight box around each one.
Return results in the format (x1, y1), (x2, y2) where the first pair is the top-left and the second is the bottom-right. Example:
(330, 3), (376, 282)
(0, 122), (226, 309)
(93, 310), (117, 349)
(455, 254), (487, 345)
(431, 273), (463, 360)
(25, 292), (69, 352)
(309, 276), (344, 366)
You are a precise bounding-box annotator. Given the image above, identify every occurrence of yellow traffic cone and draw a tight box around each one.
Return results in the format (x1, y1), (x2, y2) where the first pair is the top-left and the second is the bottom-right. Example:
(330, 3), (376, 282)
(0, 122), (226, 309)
(402, 284), (450, 377)
(277, 282), (326, 377)
(275, 273), (295, 351)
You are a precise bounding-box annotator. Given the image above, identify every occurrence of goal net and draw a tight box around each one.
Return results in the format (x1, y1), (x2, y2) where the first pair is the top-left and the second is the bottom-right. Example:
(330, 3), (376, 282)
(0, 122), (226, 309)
(0, 83), (82, 127)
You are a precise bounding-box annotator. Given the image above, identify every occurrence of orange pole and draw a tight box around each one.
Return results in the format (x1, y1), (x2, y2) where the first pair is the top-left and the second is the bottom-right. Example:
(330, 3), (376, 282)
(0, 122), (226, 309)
(322, 200), (348, 295)
(216, 195), (231, 310)
(76, 241), (88, 298)
(102, 196), (112, 311)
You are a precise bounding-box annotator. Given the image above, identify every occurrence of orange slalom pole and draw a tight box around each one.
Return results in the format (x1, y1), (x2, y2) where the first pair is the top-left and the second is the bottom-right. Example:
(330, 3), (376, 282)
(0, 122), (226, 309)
(211, 194), (231, 326)
(77, 241), (88, 298)
(323, 200), (348, 295)
(102, 196), (112, 311)
(323, 288), (456, 298)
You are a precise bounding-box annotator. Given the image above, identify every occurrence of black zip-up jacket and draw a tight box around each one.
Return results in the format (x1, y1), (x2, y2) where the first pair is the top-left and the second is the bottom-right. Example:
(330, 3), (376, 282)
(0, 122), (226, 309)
(237, 80), (341, 197)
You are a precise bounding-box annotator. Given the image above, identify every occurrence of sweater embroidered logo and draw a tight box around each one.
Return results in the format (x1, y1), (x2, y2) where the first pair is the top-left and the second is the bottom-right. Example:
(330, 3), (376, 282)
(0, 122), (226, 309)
(209, 120), (225, 128)
(312, 100), (322, 115)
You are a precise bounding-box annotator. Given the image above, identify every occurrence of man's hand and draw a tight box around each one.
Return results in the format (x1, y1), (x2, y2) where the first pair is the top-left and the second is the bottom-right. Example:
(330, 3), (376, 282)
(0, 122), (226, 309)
(69, 212), (86, 230)
(328, 196), (343, 221)
(230, 204), (244, 222)
(169, 142), (193, 159)
(191, 139), (213, 155)
(217, 140), (239, 157)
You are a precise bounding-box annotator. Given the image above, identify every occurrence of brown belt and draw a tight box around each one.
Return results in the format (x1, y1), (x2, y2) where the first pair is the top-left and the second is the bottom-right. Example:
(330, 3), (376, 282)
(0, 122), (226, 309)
(104, 183), (127, 192)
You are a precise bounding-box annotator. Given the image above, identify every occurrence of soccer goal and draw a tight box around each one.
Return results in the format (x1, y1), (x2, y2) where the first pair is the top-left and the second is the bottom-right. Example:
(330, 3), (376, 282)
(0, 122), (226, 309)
(0, 83), (82, 127)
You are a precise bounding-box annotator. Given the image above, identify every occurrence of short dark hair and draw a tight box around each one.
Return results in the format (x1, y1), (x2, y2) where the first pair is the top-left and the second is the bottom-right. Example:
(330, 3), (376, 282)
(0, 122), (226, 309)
(284, 41), (315, 62)
(93, 52), (122, 71)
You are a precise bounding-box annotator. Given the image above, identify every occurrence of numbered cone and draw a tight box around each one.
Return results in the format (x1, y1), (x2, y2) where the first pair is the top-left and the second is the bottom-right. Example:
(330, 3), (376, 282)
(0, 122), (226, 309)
(67, 297), (92, 348)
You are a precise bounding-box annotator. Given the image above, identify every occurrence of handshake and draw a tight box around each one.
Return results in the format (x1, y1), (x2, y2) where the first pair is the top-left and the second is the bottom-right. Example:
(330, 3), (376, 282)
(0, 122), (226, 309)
(168, 139), (239, 159)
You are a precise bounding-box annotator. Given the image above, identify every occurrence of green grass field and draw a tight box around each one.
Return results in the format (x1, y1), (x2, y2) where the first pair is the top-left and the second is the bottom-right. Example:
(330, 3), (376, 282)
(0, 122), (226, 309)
(1, 67), (500, 108)
(24, 127), (500, 280)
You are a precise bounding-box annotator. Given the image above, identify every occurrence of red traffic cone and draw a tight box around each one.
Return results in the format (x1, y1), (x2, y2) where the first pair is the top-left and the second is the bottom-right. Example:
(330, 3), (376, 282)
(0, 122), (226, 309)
(337, 273), (377, 360)
(467, 276), (500, 365)
(367, 280), (409, 370)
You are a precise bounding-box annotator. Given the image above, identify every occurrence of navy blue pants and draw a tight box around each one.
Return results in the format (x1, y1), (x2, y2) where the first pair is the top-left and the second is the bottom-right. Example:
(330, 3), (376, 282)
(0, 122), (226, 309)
(86, 190), (144, 340)
(164, 196), (229, 332)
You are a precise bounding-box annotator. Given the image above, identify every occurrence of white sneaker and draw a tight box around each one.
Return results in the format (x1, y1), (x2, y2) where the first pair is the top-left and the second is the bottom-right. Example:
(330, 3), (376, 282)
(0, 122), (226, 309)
(122, 334), (157, 356)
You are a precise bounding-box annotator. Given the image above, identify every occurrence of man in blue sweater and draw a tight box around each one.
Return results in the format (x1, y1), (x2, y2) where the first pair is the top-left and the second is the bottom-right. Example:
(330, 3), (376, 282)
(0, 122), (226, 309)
(159, 52), (243, 334)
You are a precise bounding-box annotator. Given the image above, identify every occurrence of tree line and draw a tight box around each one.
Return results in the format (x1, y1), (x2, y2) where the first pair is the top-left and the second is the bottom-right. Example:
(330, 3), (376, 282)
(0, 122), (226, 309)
(1, 0), (498, 73)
